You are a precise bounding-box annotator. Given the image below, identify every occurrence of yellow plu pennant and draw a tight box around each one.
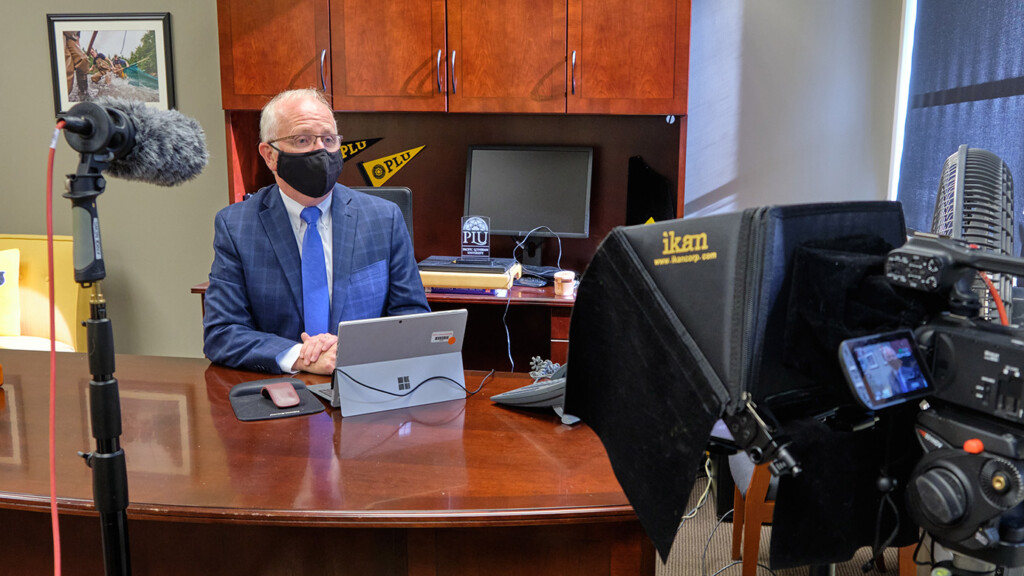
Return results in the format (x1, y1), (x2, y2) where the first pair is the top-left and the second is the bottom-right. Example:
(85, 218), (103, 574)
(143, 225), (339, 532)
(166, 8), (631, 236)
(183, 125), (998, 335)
(358, 145), (426, 187)
(339, 137), (382, 161)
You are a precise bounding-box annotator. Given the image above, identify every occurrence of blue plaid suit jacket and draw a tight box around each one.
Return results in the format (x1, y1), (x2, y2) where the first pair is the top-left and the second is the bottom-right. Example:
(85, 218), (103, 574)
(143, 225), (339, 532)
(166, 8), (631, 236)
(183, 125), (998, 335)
(203, 184), (430, 373)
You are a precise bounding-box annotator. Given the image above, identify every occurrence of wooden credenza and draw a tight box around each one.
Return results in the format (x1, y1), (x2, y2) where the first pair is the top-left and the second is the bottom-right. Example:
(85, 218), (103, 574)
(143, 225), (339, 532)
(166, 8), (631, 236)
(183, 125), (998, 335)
(0, 349), (651, 575)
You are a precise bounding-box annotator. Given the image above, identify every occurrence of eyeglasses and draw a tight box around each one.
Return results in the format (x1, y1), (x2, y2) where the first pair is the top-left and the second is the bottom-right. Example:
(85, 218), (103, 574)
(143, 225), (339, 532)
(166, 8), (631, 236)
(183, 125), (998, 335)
(268, 133), (343, 153)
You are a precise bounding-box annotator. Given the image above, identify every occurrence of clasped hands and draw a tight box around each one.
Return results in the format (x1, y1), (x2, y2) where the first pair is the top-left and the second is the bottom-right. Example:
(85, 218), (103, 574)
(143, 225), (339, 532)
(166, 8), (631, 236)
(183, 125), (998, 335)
(292, 331), (337, 375)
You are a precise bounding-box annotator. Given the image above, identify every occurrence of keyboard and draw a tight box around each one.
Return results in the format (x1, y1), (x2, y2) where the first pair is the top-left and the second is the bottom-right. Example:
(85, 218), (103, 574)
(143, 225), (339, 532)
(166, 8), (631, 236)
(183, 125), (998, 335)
(490, 377), (566, 408)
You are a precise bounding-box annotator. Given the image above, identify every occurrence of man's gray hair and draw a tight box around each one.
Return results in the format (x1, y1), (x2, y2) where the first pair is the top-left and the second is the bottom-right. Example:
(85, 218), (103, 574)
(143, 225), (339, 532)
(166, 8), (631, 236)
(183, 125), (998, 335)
(260, 89), (335, 143)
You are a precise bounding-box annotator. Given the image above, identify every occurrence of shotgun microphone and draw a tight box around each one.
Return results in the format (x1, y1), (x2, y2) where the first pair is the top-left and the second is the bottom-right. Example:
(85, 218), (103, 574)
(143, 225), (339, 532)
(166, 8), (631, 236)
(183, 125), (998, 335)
(59, 97), (208, 186)
(59, 98), (208, 283)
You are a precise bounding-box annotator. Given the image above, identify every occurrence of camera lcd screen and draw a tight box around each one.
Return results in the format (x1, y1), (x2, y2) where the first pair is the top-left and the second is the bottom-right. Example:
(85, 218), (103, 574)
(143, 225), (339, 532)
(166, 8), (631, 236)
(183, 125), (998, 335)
(838, 330), (933, 410)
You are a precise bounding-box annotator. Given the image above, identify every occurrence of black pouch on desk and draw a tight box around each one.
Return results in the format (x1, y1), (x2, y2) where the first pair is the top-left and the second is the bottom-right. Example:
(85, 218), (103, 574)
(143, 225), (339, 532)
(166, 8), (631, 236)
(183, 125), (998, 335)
(565, 201), (907, 561)
(229, 378), (325, 421)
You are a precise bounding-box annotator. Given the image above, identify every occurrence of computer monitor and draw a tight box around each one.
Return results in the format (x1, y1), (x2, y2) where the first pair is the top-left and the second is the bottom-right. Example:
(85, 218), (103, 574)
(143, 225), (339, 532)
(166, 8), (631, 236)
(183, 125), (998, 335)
(463, 146), (593, 254)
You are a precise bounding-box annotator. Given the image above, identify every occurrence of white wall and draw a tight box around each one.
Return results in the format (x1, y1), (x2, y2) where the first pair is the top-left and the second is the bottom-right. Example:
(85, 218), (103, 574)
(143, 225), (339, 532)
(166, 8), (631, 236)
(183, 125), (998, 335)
(685, 0), (903, 216)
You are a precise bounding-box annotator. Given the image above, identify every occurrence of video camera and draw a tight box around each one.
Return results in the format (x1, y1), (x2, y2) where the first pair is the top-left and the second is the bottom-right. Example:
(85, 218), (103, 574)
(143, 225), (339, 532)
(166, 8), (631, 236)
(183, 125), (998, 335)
(838, 233), (1024, 572)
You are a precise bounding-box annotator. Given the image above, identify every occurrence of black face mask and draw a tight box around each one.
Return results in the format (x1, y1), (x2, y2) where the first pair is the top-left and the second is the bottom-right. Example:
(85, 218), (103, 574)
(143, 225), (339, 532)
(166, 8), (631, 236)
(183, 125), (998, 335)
(274, 147), (344, 199)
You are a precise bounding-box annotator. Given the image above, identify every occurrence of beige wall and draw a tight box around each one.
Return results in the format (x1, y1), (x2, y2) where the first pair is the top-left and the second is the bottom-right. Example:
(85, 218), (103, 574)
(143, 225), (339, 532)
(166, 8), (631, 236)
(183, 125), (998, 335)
(0, 0), (903, 358)
(0, 0), (226, 358)
(685, 0), (903, 215)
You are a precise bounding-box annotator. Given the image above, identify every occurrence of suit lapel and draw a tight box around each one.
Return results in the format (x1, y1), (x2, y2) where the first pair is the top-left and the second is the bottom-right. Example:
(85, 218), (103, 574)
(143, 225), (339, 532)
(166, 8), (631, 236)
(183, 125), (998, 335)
(331, 185), (357, 329)
(259, 188), (303, 311)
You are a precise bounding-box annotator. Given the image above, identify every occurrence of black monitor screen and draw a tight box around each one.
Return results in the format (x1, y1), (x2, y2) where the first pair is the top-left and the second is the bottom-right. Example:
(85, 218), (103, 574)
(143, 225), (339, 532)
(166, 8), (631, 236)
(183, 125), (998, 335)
(464, 146), (593, 238)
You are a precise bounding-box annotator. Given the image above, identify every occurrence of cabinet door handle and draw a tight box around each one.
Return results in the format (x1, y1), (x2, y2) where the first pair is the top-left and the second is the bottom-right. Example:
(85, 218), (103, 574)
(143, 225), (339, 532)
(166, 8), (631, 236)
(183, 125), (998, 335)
(319, 49), (327, 92)
(571, 50), (576, 95)
(451, 50), (457, 94)
(436, 49), (443, 93)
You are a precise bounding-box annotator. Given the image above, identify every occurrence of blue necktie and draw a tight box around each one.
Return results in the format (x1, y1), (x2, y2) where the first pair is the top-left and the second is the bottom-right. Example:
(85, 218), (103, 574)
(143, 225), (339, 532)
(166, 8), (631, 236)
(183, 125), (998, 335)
(300, 206), (329, 335)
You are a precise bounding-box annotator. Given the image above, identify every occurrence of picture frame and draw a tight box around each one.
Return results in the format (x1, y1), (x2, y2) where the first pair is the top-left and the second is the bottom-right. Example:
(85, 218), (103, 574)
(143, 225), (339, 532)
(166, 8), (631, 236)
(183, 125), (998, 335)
(46, 13), (175, 115)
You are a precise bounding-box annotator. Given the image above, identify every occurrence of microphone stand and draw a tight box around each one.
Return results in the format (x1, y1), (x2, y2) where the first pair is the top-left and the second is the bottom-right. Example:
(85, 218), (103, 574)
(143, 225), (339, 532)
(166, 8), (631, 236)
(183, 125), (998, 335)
(65, 149), (131, 576)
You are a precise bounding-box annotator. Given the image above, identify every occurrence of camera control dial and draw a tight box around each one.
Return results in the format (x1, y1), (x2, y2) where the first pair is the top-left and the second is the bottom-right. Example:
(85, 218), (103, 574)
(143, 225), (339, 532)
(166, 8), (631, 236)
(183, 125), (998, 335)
(915, 467), (969, 526)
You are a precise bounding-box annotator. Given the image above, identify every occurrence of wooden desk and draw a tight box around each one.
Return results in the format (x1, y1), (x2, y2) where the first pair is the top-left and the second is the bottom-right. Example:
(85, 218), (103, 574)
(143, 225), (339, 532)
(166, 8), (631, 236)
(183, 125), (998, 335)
(192, 282), (575, 370)
(0, 350), (650, 575)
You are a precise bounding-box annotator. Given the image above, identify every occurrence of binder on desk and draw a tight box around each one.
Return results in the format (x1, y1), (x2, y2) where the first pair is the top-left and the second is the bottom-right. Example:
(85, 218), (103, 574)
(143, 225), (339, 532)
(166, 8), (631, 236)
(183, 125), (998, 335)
(419, 263), (522, 290)
(425, 286), (508, 296)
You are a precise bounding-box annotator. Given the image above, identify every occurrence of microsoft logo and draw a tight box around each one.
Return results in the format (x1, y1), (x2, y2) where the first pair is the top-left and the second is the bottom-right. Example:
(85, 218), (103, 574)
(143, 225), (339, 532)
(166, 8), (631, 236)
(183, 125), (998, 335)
(398, 376), (411, 391)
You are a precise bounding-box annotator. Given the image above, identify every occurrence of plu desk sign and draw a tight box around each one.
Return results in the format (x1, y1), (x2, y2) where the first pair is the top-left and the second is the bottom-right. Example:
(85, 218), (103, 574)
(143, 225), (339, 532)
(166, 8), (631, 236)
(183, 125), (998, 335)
(461, 216), (490, 260)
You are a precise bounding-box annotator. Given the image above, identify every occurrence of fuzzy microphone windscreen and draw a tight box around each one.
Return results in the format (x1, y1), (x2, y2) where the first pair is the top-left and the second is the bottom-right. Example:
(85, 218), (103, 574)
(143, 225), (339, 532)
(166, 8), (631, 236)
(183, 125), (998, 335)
(94, 97), (209, 187)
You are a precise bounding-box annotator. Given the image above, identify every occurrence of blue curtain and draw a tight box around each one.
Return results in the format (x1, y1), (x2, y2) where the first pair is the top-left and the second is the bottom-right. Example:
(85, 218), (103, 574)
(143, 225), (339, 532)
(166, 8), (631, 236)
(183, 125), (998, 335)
(897, 0), (1024, 254)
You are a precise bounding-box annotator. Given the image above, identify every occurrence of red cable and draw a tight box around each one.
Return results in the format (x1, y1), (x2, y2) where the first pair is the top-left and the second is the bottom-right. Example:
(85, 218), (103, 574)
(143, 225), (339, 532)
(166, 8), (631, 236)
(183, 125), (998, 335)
(48, 120), (64, 576)
(979, 270), (1010, 326)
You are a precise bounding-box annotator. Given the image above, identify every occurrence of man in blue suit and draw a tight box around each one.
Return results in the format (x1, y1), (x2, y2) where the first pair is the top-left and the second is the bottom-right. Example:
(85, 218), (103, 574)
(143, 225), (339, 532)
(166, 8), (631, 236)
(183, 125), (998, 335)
(203, 89), (429, 374)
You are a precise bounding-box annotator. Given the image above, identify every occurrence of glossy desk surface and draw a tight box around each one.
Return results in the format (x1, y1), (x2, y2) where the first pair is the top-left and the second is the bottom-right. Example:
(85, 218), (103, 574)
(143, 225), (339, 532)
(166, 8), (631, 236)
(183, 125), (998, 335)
(0, 350), (631, 528)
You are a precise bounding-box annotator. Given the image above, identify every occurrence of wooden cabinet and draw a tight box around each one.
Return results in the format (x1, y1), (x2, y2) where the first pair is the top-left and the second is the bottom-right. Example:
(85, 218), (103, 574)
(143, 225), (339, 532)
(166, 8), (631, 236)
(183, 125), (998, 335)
(329, 0), (447, 112)
(212, 0), (690, 114)
(217, 0), (332, 110)
(446, 0), (567, 113)
(567, 0), (690, 114)
(447, 0), (691, 114)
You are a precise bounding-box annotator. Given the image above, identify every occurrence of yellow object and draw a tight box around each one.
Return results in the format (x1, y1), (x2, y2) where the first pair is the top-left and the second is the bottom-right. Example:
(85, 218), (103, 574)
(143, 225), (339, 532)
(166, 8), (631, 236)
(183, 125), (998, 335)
(0, 234), (89, 351)
(420, 263), (522, 290)
(0, 249), (21, 336)
(360, 145), (426, 187)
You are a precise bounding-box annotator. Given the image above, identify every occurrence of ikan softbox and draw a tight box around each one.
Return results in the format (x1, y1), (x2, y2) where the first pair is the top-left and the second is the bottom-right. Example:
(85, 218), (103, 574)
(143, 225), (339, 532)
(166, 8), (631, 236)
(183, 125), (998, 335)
(564, 201), (910, 562)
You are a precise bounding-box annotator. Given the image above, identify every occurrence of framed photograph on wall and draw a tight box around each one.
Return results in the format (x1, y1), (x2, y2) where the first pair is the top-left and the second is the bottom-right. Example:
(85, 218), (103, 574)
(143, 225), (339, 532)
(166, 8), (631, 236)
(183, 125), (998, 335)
(46, 13), (175, 114)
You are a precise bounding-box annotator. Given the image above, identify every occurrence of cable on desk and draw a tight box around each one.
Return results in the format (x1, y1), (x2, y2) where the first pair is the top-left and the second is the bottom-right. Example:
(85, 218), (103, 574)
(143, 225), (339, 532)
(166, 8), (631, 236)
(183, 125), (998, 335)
(336, 369), (496, 397)
(504, 225), (568, 372)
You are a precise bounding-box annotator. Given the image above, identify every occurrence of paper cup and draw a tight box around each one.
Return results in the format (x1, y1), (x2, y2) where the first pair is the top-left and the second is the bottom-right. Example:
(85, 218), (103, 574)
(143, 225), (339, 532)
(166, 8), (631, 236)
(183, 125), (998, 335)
(554, 270), (576, 296)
